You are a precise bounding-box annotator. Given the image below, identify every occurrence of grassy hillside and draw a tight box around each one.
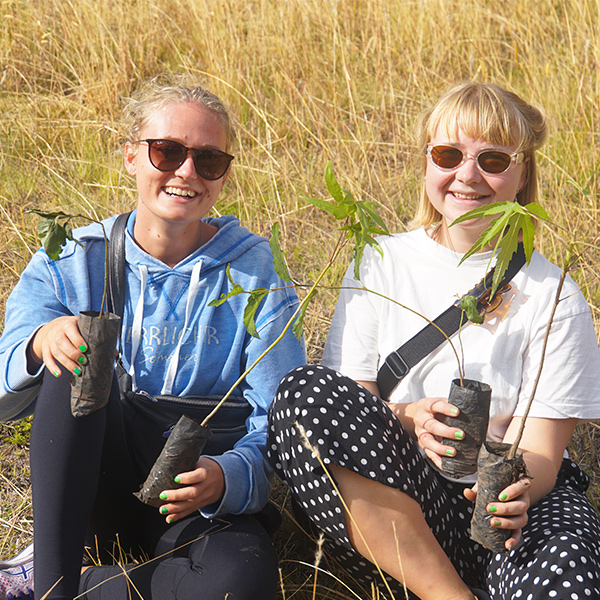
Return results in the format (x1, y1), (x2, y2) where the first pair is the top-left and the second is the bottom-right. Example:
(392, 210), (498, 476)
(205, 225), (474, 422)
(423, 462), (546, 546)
(2, 0), (600, 597)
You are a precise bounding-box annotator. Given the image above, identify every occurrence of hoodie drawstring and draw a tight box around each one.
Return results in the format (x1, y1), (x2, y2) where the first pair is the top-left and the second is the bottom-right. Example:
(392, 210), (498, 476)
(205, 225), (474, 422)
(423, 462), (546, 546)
(129, 264), (148, 391)
(161, 261), (202, 395)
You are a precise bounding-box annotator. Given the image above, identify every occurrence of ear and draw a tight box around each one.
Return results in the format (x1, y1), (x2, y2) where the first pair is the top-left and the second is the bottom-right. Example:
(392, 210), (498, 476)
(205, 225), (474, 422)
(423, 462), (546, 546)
(124, 142), (138, 176)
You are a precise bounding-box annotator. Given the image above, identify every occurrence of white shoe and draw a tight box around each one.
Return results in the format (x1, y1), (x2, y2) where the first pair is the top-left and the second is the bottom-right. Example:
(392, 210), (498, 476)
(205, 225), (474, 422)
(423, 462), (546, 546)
(0, 544), (34, 600)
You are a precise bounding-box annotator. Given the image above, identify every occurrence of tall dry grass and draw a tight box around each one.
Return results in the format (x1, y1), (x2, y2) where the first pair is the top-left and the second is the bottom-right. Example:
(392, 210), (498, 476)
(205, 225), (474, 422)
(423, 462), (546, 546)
(2, 0), (600, 597)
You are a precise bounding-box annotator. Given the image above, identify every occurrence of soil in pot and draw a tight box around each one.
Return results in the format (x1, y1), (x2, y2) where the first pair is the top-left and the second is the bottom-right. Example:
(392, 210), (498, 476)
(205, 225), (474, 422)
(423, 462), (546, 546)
(70, 310), (121, 418)
(135, 414), (213, 507)
(470, 441), (530, 554)
(441, 378), (491, 478)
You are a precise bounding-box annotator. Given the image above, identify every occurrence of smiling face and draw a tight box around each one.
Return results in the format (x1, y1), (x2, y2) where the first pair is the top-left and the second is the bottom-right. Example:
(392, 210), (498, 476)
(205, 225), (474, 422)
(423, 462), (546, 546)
(425, 128), (527, 252)
(124, 101), (229, 230)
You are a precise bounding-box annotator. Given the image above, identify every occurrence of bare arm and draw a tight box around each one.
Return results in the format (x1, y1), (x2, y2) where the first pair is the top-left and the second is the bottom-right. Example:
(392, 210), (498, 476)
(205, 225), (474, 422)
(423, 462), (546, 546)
(502, 415), (578, 505)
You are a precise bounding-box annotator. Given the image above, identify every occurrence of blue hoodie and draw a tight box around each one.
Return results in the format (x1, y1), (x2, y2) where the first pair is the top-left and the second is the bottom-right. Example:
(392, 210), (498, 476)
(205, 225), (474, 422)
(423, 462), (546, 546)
(0, 212), (306, 516)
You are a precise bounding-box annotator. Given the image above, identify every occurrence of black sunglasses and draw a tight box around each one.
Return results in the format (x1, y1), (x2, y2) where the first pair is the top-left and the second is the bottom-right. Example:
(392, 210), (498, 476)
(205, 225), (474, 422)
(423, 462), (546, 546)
(426, 144), (524, 175)
(139, 139), (234, 180)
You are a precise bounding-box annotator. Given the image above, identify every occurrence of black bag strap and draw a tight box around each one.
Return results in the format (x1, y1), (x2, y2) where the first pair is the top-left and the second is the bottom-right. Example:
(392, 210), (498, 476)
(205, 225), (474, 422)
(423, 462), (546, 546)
(107, 212), (131, 319)
(376, 244), (527, 400)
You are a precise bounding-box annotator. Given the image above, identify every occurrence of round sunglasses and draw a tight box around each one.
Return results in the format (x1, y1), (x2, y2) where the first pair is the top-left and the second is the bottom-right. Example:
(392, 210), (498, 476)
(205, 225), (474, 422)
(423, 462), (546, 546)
(139, 139), (234, 180)
(426, 143), (524, 175)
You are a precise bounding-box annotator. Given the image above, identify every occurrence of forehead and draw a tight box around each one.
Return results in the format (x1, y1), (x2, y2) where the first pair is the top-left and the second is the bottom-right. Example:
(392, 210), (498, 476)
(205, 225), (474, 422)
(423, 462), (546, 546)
(140, 102), (227, 149)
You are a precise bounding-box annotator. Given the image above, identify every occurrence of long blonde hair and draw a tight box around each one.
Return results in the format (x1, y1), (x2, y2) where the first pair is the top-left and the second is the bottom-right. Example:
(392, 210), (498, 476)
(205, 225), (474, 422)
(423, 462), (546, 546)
(413, 82), (547, 228)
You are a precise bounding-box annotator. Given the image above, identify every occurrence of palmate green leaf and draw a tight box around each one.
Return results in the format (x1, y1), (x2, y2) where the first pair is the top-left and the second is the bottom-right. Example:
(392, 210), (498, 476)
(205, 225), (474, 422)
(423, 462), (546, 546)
(460, 295), (484, 324)
(243, 289), (269, 339)
(293, 289), (317, 341)
(269, 223), (292, 282)
(452, 201), (548, 297)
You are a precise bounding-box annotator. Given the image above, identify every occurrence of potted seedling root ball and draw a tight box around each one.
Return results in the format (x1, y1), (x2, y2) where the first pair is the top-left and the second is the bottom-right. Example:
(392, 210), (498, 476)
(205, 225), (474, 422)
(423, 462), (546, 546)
(32, 210), (121, 418)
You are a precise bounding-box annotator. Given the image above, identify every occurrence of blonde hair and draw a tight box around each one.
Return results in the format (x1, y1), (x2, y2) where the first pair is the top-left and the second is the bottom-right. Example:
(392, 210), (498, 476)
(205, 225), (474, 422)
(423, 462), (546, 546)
(413, 82), (547, 228)
(121, 75), (235, 151)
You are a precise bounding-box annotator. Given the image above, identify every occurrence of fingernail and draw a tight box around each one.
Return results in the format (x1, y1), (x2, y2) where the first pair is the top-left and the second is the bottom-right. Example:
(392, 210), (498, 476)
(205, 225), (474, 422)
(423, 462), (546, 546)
(79, 344), (87, 352)
(488, 504), (497, 513)
(160, 506), (168, 514)
(73, 367), (82, 376)
(454, 431), (464, 439)
(492, 519), (502, 527)
(167, 516), (175, 524)
(78, 356), (86, 364)
(499, 492), (508, 501)
(450, 407), (459, 415)
(174, 476), (181, 484)
(53, 371), (60, 378)
(159, 492), (168, 500)
(445, 448), (454, 456)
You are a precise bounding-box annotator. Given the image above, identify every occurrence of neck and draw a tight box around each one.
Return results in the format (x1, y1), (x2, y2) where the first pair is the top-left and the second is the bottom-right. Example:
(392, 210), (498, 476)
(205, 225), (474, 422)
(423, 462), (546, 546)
(431, 220), (492, 255)
(133, 215), (210, 267)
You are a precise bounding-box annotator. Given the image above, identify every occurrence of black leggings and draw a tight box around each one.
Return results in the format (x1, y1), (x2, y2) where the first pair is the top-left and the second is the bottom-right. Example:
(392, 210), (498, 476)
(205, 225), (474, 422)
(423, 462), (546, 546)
(30, 369), (278, 600)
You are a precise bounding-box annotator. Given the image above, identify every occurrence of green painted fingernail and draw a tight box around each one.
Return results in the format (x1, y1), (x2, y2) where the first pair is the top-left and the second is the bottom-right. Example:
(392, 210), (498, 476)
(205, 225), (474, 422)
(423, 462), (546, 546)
(445, 448), (454, 456)
(78, 356), (85, 364)
(74, 367), (82, 376)
(450, 407), (458, 415)
(174, 476), (181, 483)
(492, 519), (502, 527)
(499, 493), (508, 501)
(53, 371), (60, 378)
(454, 431), (464, 439)
(488, 504), (497, 513)
(159, 492), (168, 500)
(79, 344), (87, 352)
(160, 506), (168, 514)
(168, 516), (175, 523)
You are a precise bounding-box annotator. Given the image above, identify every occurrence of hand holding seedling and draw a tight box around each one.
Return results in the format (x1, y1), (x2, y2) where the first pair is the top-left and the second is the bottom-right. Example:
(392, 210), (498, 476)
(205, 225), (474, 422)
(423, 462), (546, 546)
(464, 478), (531, 551)
(409, 397), (464, 467)
(158, 457), (225, 524)
(27, 315), (87, 378)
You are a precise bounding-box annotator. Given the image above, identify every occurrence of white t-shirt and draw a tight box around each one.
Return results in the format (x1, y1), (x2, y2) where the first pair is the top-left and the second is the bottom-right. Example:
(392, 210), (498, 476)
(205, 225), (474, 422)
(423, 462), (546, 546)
(323, 228), (600, 444)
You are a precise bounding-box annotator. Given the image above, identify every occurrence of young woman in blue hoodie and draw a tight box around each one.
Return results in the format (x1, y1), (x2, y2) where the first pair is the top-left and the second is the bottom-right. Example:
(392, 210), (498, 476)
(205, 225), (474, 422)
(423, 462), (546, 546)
(0, 79), (305, 600)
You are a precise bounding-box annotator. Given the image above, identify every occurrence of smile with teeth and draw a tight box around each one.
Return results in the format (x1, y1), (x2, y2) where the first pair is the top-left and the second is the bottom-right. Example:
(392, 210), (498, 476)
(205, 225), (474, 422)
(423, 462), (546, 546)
(164, 186), (197, 198)
(452, 192), (487, 200)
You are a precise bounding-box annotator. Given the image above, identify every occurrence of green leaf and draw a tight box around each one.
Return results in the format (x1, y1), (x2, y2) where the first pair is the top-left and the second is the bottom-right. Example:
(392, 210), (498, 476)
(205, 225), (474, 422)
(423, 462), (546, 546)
(269, 223), (292, 282)
(37, 218), (73, 260)
(243, 289), (269, 338)
(356, 200), (390, 235)
(303, 195), (353, 220)
(324, 161), (344, 203)
(293, 289), (317, 341)
(460, 295), (484, 324)
(208, 263), (246, 307)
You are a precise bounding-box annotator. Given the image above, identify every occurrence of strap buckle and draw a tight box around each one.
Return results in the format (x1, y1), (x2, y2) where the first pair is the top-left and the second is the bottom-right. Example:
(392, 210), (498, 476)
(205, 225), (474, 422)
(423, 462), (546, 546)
(385, 351), (409, 380)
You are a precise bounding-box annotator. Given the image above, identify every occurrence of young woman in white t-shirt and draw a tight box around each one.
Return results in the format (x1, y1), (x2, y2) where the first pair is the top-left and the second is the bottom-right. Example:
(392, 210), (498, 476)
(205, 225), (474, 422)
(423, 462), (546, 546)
(267, 82), (600, 600)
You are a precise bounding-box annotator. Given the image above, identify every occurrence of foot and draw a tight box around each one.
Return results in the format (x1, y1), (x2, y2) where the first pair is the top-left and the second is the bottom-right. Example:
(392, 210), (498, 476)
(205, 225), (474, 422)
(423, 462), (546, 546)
(0, 544), (34, 600)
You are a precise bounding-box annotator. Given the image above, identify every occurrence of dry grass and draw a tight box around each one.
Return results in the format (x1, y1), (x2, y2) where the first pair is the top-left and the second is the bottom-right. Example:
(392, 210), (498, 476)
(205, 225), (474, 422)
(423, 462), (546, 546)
(2, 0), (600, 597)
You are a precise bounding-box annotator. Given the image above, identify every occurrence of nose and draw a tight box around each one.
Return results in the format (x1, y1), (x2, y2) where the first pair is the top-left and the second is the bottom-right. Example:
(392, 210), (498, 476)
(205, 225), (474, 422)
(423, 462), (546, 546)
(173, 152), (198, 179)
(455, 154), (482, 182)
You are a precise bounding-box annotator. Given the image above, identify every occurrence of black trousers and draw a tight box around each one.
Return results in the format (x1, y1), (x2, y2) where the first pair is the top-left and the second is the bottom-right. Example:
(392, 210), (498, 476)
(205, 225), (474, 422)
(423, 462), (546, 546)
(30, 369), (278, 600)
(268, 365), (600, 600)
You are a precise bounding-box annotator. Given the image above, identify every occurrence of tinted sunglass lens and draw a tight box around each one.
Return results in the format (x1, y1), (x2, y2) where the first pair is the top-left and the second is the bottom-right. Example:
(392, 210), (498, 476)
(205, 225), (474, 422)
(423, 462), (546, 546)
(148, 140), (187, 171)
(431, 146), (463, 169)
(192, 150), (232, 180)
(477, 151), (511, 174)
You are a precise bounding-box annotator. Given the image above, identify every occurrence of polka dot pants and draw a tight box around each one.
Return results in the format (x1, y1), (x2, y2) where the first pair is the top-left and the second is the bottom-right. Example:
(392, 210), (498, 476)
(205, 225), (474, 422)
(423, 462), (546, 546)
(267, 365), (600, 600)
